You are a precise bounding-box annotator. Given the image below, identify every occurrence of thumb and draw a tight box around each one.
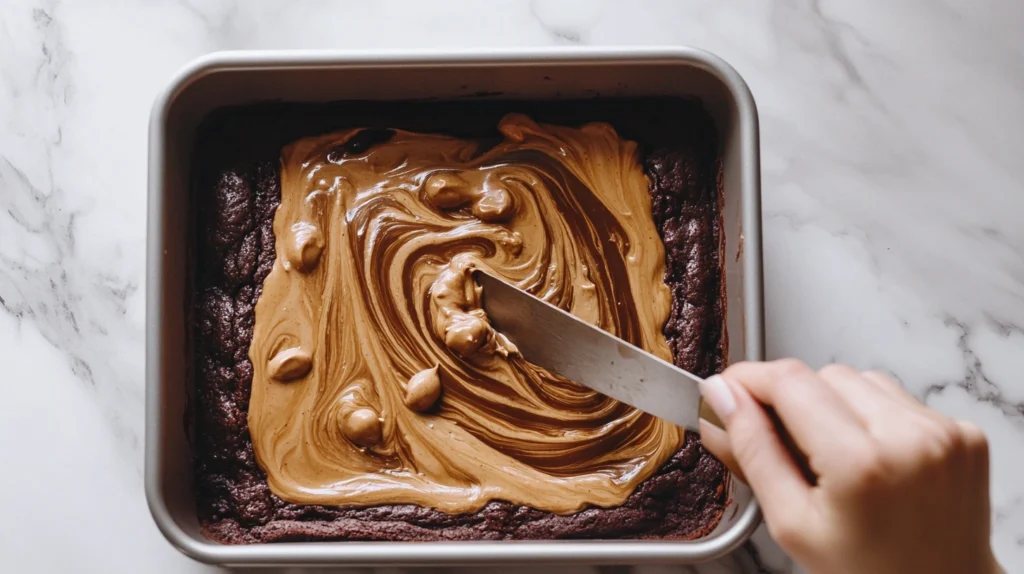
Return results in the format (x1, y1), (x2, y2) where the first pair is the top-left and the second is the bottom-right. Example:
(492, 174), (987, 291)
(700, 374), (812, 521)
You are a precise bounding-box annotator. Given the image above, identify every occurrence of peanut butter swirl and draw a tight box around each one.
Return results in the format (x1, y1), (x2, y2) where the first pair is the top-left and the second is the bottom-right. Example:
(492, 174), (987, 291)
(248, 114), (682, 514)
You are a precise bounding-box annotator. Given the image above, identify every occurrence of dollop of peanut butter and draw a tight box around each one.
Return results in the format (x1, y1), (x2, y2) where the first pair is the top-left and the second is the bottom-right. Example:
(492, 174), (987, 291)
(342, 408), (383, 448)
(247, 114), (680, 514)
(404, 365), (442, 412)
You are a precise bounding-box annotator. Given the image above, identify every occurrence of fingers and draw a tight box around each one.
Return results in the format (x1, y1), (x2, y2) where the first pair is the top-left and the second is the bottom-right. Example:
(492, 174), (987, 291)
(817, 364), (903, 427)
(700, 374), (811, 518)
(720, 360), (867, 463)
(860, 371), (972, 435)
(698, 418), (747, 484)
(860, 370), (924, 409)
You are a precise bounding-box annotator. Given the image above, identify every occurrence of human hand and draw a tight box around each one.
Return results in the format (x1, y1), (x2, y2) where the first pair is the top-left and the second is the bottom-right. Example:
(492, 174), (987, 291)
(699, 360), (1002, 574)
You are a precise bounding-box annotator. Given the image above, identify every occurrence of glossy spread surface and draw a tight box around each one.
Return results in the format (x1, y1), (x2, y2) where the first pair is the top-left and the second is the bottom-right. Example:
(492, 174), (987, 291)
(248, 114), (682, 514)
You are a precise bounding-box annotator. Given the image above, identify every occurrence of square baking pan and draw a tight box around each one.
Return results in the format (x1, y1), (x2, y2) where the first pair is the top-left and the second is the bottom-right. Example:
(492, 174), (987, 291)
(146, 47), (764, 566)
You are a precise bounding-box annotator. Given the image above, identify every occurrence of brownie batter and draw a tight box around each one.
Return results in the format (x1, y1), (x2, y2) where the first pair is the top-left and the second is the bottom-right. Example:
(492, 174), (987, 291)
(190, 98), (727, 544)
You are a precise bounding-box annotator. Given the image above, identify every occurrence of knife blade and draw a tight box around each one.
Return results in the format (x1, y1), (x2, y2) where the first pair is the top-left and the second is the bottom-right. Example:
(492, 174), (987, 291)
(474, 270), (704, 431)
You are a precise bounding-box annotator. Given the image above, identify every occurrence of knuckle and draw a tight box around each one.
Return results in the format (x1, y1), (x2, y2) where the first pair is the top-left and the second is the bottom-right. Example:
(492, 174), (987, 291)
(931, 419), (965, 456)
(904, 419), (964, 470)
(862, 370), (907, 396)
(722, 361), (754, 377)
(838, 443), (891, 493)
(957, 421), (990, 456)
(862, 369), (896, 383)
(819, 363), (857, 380)
(723, 361), (765, 378)
(942, 419), (967, 448)
(773, 358), (814, 379)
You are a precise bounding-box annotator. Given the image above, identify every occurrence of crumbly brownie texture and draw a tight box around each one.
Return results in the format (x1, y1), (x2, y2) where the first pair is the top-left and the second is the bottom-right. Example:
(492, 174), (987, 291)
(190, 99), (727, 544)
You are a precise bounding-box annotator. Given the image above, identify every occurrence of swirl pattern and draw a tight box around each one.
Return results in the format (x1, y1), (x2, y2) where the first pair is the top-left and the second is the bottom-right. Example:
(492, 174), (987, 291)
(248, 114), (683, 514)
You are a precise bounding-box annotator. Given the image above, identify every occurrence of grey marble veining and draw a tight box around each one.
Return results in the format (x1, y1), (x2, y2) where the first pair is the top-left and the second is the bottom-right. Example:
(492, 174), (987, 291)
(1, 0), (1021, 572)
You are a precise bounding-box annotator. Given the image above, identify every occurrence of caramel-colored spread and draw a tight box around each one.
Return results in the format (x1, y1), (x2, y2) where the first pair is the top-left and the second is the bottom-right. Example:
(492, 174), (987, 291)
(247, 114), (681, 514)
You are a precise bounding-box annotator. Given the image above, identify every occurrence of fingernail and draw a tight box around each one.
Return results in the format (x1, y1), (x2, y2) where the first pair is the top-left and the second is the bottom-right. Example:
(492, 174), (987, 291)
(700, 374), (737, 420)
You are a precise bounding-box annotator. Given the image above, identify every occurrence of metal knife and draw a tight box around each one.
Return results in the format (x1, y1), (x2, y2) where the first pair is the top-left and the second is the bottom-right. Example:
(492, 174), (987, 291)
(475, 270), (705, 431)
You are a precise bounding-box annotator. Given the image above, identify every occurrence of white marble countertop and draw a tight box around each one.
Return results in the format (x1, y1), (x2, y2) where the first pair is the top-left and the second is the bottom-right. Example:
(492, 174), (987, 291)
(1, 0), (1022, 572)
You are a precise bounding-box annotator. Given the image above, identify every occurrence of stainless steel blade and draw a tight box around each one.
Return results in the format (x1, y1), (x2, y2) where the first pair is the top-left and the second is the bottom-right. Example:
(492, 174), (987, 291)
(475, 270), (703, 431)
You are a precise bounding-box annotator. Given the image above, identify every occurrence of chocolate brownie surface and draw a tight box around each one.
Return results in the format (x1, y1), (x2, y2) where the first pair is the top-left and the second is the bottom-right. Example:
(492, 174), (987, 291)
(190, 99), (727, 544)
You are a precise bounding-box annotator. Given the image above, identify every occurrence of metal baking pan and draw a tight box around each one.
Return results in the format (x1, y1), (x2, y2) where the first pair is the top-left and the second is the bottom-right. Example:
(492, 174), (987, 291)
(146, 47), (764, 566)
